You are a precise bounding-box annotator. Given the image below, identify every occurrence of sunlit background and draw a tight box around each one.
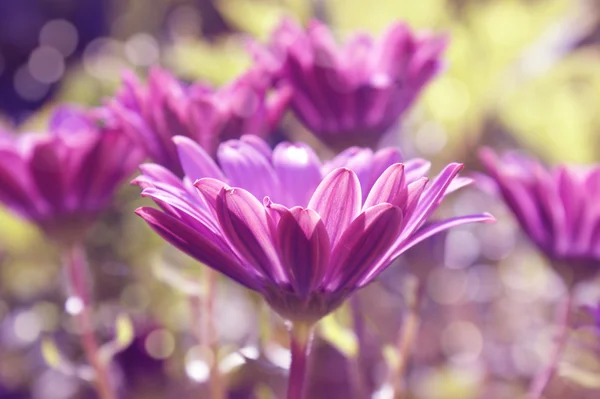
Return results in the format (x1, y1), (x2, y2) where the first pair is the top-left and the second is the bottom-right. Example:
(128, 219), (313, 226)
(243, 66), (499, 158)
(1, 0), (600, 398)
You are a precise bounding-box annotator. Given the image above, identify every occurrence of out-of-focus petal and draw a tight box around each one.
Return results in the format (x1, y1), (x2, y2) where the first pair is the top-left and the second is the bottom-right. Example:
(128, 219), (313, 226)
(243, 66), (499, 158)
(173, 136), (225, 181)
(258, 19), (445, 150)
(29, 137), (66, 211)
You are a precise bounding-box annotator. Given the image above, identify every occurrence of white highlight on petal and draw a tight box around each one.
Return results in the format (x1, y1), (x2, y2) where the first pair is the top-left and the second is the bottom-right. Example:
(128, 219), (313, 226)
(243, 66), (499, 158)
(285, 145), (311, 165)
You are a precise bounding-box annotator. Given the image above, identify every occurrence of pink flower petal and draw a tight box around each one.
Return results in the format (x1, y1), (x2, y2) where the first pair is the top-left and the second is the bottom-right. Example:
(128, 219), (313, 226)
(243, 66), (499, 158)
(173, 136), (225, 181)
(308, 167), (362, 247)
(479, 148), (549, 249)
(371, 147), (403, 179)
(272, 142), (322, 207)
(326, 203), (403, 290)
(277, 207), (330, 298)
(363, 163), (406, 209)
(135, 207), (261, 290)
(29, 137), (66, 211)
(404, 177), (428, 217)
(141, 187), (218, 231)
(194, 178), (229, 216)
(217, 140), (280, 202)
(400, 163), (463, 240)
(216, 186), (287, 285)
(240, 135), (273, 159)
(403, 158), (431, 183)
(266, 85), (293, 130)
(0, 148), (37, 213)
(389, 213), (496, 261)
(137, 164), (183, 188)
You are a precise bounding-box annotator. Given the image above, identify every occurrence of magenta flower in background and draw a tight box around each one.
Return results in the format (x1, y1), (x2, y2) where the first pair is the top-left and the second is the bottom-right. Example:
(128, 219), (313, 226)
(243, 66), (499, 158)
(582, 304), (600, 330)
(479, 148), (600, 284)
(0, 106), (144, 245)
(108, 66), (291, 176)
(135, 135), (493, 324)
(253, 18), (447, 149)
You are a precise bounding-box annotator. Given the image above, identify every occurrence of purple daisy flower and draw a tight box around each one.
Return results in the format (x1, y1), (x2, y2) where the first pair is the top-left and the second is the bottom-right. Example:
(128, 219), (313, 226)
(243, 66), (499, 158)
(134, 135), (493, 324)
(0, 106), (143, 246)
(107, 66), (291, 176)
(252, 18), (447, 150)
(479, 148), (600, 285)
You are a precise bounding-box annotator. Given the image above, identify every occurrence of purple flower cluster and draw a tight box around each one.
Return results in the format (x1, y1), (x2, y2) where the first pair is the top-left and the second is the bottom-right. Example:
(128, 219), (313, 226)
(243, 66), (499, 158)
(1, 15), (599, 399)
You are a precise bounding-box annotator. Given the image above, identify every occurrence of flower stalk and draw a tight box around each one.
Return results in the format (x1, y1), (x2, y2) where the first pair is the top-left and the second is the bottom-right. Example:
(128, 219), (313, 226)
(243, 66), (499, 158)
(189, 268), (224, 399)
(392, 276), (423, 398)
(63, 243), (116, 399)
(204, 268), (224, 399)
(349, 296), (370, 399)
(528, 290), (574, 399)
(287, 322), (315, 399)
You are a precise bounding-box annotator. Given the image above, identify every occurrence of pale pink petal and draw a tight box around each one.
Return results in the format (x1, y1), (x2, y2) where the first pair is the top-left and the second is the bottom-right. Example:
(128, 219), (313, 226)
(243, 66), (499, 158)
(240, 135), (273, 159)
(217, 140), (280, 202)
(272, 142), (322, 207)
(173, 136), (225, 180)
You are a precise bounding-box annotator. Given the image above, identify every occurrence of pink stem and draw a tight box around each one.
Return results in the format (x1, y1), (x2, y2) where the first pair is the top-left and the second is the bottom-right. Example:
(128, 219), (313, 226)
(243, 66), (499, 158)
(391, 277), (423, 399)
(287, 323), (314, 399)
(350, 296), (370, 399)
(63, 243), (116, 399)
(528, 291), (573, 399)
(204, 269), (224, 399)
(189, 269), (224, 399)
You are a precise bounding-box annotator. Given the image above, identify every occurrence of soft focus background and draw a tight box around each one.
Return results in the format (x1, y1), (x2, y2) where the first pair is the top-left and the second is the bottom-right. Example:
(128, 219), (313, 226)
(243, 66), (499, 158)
(1, 0), (600, 398)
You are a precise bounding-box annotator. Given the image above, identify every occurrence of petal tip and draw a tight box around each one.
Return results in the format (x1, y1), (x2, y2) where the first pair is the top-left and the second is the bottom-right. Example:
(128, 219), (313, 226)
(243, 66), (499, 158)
(481, 212), (497, 223)
(134, 206), (153, 218)
(172, 135), (192, 146)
